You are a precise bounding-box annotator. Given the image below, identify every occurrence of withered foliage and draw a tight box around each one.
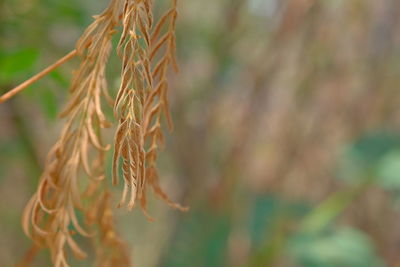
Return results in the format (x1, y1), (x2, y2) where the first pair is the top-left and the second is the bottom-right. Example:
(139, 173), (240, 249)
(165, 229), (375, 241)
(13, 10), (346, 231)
(113, 0), (187, 215)
(86, 191), (131, 267)
(20, 0), (184, 266)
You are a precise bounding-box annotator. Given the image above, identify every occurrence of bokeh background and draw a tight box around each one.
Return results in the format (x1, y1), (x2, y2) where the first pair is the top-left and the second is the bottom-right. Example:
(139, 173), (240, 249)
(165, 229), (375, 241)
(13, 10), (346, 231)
(2, 0), (400, 266)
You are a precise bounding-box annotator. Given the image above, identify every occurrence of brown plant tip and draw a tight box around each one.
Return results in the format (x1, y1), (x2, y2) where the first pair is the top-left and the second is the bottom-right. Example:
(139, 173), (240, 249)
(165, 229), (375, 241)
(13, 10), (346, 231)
(112, 0), (187, 216)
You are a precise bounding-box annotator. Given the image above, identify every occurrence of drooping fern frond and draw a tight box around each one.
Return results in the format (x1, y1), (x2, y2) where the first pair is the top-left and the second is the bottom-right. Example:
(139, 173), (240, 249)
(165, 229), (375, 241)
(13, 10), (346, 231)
(112, 0), (187, 217)
(22, 1), (122, 266)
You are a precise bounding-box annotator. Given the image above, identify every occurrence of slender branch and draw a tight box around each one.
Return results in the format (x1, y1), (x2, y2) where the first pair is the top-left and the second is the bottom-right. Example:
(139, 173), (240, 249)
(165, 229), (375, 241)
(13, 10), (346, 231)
(0, 49), (77, 104)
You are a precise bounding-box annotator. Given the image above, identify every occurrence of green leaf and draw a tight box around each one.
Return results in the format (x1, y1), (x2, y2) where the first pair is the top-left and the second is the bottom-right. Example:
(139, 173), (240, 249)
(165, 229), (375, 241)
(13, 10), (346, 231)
(49, 69), (69, 88)
(300, 183), (369, 233)
(376, 151), (400, 191)
(337, 131), (400, 184)
(0, 48), (39, 83)
(38, 88), (58, 120)
(289, 228), (384, 267)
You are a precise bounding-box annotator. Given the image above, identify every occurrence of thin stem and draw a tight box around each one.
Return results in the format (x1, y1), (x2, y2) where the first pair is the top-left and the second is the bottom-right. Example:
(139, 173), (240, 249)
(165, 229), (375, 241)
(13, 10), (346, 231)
(0, 49), (77, 104)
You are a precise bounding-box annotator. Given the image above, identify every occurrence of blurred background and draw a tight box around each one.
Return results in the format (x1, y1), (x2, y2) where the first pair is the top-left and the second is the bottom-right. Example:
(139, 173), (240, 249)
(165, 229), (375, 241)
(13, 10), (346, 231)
(1, 0), (400, 266)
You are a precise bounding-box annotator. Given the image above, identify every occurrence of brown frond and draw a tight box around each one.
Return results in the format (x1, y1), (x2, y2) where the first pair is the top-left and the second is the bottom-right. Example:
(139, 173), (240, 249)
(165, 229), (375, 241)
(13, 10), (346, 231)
(112, 0), (187, 216)
(22, 1), (122, 266)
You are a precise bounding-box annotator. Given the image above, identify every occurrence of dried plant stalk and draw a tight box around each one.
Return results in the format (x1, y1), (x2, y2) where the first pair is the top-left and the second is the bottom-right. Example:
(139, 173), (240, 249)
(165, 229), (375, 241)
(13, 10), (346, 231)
(112, 0), (187, 217)
(22, 1), (123, 266)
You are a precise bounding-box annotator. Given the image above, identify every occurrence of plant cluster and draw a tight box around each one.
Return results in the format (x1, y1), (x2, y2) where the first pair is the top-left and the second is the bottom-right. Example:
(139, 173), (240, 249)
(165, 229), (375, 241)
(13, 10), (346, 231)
(9, 0), (186, 266)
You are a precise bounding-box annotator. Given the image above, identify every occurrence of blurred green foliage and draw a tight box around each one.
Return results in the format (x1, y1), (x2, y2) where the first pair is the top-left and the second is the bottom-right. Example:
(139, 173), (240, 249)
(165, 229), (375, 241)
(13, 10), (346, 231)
(289, 228), (383, 267)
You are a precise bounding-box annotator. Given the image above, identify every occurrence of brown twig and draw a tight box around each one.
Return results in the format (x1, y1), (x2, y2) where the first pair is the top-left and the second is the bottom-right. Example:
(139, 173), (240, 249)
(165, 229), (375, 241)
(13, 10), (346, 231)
(0, 49), (77, 104)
